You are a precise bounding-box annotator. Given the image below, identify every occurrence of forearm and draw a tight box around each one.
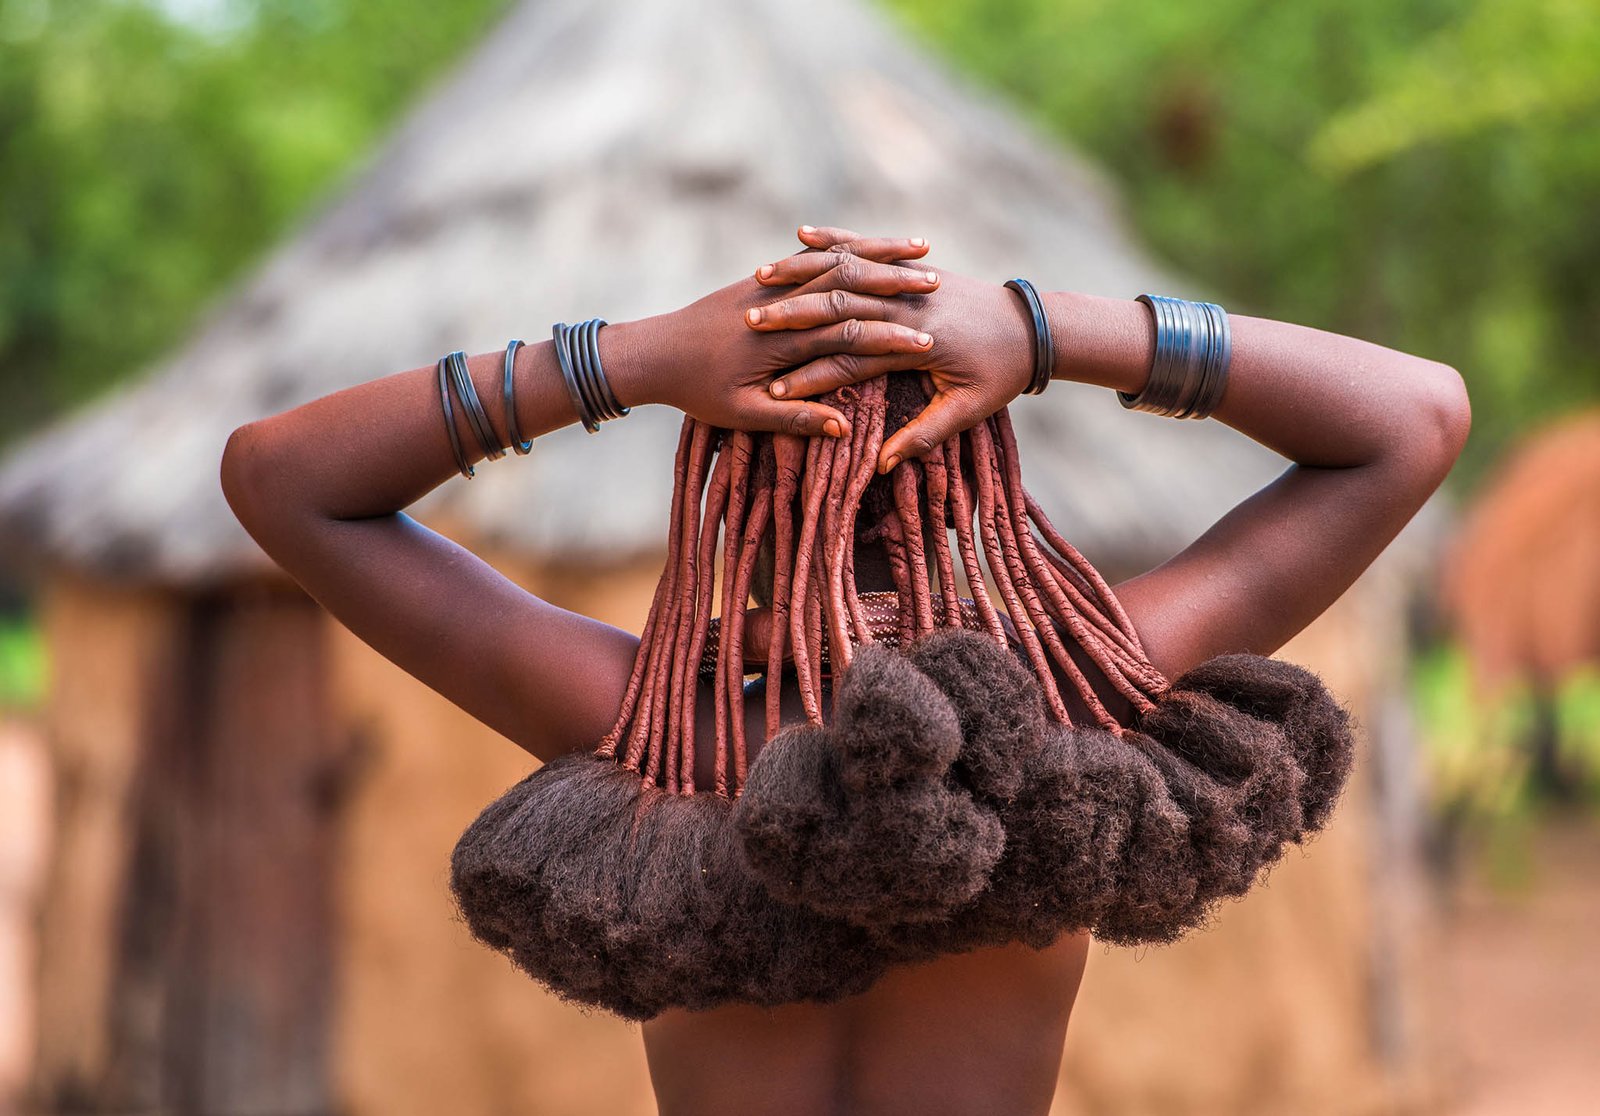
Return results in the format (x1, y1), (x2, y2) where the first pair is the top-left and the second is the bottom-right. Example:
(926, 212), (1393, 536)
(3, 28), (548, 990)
(221, 323), (655, 528)
(1045, 291), (1471, 475)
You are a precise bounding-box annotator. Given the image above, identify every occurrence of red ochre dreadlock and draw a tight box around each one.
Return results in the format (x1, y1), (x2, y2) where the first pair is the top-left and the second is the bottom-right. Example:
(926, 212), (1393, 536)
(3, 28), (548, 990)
(596, 374), (1167, 797)
(450, 372), (1358, 1022)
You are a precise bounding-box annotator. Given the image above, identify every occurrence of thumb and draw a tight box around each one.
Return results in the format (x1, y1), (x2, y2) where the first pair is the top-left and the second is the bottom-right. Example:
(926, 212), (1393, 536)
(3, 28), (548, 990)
(878, 391), (974, 473)
(741, 396), (853, 440)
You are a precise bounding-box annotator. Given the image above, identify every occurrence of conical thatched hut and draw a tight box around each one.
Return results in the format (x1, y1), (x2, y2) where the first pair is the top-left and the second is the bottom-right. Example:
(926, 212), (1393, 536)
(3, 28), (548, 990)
(0, 1), (1441, 1113)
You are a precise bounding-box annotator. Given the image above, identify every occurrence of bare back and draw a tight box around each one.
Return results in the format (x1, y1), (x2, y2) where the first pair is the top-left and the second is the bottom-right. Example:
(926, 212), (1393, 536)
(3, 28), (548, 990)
(644, 933), (1090, 1116)
(639, 644), (1130, 1116)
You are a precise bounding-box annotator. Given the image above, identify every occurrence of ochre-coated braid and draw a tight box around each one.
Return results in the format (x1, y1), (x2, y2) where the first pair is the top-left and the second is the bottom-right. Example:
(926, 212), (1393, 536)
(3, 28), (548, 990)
(969, 420), (1067, 722)
(820, 413), (857, 677)
(766, 436), (804, 741)
(621, 421), (694, 772)
(789, 435), (833, 723)
(726, 450), (773, 793)
(942, 435), (1007, 645)
(597, 373), (1171, 796)
(839, 380), (887, 651)
(663, 424), (713, 792)
(923, 440), (964, 630)
(713, 432), (754, 793)
(894, 462), (937, 638)
(680, 440), (733, 793)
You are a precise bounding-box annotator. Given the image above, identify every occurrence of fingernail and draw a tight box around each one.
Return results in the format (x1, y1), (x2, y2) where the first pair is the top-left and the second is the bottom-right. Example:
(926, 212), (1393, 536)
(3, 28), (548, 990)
(824, 418), (843, 438)
(801, 225), (817, 234)
(746, 307), (763, 325)
(925, 271), (938, 283)
(910, 237), (927, 247)
(882, 453), (902, 473)
(757, 264), (774, 279)
(916, 332), (932, 347)
(770, 380), (788, 398)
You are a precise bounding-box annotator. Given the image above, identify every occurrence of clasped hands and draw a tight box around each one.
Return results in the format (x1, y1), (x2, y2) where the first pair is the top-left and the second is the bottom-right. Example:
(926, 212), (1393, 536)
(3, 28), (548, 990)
(612, 226), (1039, 475)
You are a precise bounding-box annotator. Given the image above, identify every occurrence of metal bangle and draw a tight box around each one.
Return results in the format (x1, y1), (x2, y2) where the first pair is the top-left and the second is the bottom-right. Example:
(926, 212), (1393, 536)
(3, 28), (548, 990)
(1003, 278), (1054, 395)
(503, 339), (533, 455)
(1187, 300), (1232, 419)
(1119, 294), (1231, 419)
(437, 355), (474, 478)
(580, 318), (629, 420)
(572, 319), (610, 425)
(554, 317), (629, 433)
(446, 350), (505, 460)
(552, 322), (600, 433)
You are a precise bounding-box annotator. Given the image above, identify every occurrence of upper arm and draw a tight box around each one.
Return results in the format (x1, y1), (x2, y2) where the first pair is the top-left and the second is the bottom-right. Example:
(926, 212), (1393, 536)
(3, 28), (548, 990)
(222, 427), (638, 761)
(1108, 345), (1470, 682)
(1114, 438), (1460, 681)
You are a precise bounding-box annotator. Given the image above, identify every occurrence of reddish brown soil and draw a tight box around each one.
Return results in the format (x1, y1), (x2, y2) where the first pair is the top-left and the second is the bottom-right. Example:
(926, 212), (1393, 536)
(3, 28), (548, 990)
(1437, 820), (1600, 1116)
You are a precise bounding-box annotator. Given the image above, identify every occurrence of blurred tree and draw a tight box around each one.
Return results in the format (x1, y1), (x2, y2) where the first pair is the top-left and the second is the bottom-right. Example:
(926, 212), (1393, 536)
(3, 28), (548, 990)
(886, 0), (1600, 482)
(0, 0), (510, 447)
(2, 0), (1595, 482)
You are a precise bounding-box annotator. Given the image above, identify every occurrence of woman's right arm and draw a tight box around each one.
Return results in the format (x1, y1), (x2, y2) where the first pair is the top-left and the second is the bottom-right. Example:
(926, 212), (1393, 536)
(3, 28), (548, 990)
(220, 248), (937, 759)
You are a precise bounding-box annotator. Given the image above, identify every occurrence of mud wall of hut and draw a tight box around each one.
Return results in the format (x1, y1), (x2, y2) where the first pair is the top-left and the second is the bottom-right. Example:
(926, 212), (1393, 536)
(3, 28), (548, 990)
(26, 558), (1440, 1116)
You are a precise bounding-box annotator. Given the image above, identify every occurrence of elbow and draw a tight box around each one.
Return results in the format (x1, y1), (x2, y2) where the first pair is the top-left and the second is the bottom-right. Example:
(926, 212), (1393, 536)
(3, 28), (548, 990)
(1422, 359), (1472, 463)
(1399, 359), (1471, 484)
(220, 420), (281, 533)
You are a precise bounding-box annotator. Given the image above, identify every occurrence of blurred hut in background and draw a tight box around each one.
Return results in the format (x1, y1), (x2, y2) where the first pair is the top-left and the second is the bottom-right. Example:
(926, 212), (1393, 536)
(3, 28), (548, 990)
(1443, 410), (1600, 799)
(0, 0), (1444, 1113)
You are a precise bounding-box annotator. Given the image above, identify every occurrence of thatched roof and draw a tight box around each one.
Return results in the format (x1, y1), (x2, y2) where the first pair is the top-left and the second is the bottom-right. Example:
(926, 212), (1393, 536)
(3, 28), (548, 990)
(0, 0), (1293, 586)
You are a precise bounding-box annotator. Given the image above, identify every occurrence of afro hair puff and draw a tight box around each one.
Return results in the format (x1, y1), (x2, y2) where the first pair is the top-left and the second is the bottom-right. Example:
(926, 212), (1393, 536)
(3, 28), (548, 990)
(450, 630), (1355, 1019)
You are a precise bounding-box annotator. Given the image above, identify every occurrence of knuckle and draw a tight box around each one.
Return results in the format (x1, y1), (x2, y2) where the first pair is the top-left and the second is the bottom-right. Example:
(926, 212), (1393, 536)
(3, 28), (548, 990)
(831, 353), (859, 381)
(827, 288), (854, 315)
(786, 407), (815, 436)
(837, 317), (863, 345)
(831, 256), (859, 288)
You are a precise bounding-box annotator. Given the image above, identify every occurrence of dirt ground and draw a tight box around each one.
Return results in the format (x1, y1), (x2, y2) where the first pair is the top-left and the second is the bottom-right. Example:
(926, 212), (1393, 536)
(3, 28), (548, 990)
(1436, 818), (1600, 1116)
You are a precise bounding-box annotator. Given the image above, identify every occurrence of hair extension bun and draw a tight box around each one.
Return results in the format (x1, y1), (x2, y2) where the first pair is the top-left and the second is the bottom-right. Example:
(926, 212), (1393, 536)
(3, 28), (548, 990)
(950, 726), (1138, 948)
(907, 628), (1049, 802)
(1171, 654), (1355, 830)
(735, 646), (1004, 926)
(830, 641), (964, 790)
(1136, 688), (1306, 862)
(452, 753), (896, 1020)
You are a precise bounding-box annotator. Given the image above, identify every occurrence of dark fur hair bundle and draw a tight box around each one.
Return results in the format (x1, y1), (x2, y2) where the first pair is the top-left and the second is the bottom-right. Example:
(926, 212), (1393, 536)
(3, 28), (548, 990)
(450, 630), (1353, 1019)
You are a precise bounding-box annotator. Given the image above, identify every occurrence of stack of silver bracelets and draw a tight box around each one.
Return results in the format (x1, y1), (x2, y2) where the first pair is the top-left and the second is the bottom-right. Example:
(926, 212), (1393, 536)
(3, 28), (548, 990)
(436, 318), (625, 479)
(1118, 293), (1232, 419)
(552, 318), (629, 434)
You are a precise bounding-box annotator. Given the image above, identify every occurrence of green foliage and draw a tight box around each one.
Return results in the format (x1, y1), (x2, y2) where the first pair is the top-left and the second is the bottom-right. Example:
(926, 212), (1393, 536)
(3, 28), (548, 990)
(2, 0), (1596, 483)
(1414, 645), (1600, 870)
(0, 617), (44, 710)
(0, 0), (510, 447)
(885, 0), (1600, 483)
